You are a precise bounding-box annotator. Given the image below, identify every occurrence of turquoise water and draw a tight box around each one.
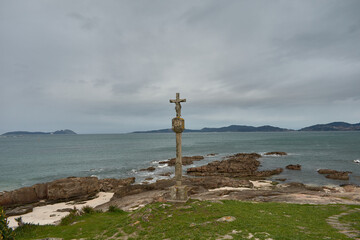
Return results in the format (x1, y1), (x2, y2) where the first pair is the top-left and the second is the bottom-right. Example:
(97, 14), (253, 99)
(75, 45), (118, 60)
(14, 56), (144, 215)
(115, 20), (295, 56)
(0, 132), (359, 191)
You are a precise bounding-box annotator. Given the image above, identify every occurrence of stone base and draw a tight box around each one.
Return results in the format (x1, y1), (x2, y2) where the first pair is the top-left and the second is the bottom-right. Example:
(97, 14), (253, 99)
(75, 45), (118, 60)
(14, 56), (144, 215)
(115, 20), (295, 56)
(168, 185), (189, 202)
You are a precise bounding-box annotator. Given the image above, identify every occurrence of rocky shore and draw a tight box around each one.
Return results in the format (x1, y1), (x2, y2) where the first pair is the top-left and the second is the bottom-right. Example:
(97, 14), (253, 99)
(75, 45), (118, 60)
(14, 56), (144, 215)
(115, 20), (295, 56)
(1, 152), (359, 227)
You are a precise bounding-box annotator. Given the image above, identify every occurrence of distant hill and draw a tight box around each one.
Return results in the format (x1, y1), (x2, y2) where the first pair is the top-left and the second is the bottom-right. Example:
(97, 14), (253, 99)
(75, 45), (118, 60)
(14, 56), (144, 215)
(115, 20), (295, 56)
(133, 125), (292, 133)
(300, 122), (360, 131)
(2, 129), (77, 136)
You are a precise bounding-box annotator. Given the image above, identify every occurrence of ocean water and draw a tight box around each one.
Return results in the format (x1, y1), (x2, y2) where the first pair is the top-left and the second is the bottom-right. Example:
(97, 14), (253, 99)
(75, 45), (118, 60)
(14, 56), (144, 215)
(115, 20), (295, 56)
(0, 132), (359, 192)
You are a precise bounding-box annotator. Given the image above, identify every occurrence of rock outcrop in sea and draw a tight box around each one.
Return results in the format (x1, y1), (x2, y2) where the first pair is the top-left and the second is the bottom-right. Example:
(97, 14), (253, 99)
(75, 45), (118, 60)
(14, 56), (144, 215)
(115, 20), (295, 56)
(159, 155), (204, 166)
(186, 153), (283, 178)
(317, 169), (352, 180)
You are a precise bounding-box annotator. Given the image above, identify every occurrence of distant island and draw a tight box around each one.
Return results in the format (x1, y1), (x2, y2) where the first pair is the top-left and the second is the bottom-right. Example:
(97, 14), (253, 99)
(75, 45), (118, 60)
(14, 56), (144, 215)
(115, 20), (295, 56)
(2, 129), (77, 136)
(133, 122), (360, 133)
(300, 122), (360, 131)
(133, 125), (292, 133)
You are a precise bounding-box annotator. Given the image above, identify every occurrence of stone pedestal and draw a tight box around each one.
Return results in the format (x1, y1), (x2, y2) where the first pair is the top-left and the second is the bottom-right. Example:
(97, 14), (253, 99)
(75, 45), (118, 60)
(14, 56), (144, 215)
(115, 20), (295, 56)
(168, 185), (188, 202)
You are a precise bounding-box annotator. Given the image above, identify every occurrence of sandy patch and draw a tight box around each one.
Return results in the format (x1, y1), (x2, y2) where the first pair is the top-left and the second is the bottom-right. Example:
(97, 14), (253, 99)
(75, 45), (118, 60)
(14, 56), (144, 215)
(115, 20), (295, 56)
(250, 180), (273, 188)
(8, 192), (113, 228)
(209, 187), (250, 192)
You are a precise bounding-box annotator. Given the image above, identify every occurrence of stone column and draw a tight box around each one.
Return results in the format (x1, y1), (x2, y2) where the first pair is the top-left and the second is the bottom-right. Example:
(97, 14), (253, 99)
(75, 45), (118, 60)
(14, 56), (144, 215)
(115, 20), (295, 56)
(169, 93), (188, 202)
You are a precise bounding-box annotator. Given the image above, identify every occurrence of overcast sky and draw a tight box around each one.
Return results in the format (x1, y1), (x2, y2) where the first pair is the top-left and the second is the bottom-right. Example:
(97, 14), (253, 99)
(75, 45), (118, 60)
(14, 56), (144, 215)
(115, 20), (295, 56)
(1, 0), (360, 133)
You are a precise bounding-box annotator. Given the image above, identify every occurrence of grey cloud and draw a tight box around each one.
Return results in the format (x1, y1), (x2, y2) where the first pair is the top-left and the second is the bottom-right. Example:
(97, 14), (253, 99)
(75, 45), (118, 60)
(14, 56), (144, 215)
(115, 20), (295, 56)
(67, 12), (98, 30)
(1, 0), (360, 133)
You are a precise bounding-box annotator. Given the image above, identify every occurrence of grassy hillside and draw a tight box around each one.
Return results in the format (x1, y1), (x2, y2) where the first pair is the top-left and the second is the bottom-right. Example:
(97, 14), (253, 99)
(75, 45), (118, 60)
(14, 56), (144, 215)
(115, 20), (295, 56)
(14, 200), (359, 240)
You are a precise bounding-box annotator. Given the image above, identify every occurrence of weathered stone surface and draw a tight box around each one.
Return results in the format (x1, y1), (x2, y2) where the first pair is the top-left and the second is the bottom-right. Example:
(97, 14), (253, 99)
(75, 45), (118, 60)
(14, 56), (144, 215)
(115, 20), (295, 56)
(99, 177), (135, 192)
(0, 186), (40, 207)
(33, 183), (48, 199)
(112, 176), (253, 200)
(264, 152), (287, 156)
(184, 176), (253, 189)
(47, 177), (99, 201)
(286, 164), (301, 170)
(113, 179), (174, 199)
(159, 155), (205, 166)
(4, 205), (34, 216)
(0, 191), (13, 206)
(11, 187), (38, 205)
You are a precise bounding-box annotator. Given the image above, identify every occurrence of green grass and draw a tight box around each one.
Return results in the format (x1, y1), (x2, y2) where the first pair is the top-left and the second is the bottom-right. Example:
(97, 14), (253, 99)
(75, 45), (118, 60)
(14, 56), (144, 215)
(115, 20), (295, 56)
(14, 200), (357, 240)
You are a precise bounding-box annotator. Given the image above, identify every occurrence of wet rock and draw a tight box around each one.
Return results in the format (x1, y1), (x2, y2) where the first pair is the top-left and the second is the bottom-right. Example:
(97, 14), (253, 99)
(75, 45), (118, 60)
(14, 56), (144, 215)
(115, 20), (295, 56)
(159, 156), (205, 166)
(140, 166), (156, 172)
(186, 153), (282, 179)
(145, 177), (153, 181)
(326, 172), (350, 180)
(286, 164), (301, 170)
(318, 169), (339, 174)
(159, 172), (172, 177)
(255, 168), (283, 177)
(187, 153), (261, 177)
(318, 169), (352, 180)
(264, 152), (287, 156)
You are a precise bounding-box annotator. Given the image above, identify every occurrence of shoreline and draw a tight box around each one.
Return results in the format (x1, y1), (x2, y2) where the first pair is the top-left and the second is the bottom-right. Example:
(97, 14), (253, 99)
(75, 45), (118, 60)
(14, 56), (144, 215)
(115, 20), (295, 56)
(6, 180), (360, 229)
(1, 150), (359, 193)
(2, 152), (359, 228)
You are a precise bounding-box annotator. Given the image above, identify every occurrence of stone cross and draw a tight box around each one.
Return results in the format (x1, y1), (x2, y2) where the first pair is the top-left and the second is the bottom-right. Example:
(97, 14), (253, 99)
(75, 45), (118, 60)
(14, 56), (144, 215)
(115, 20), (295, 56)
(169, 93), (188, 201)
(170, 93), (186, 118)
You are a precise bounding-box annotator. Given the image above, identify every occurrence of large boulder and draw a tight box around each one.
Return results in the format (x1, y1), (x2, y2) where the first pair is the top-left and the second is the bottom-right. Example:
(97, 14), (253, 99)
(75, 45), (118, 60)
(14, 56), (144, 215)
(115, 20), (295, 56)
(0, 184), (47, 207)
(186, 153), (281, 179)
(47, 177), (100, 201)
(99, 177), (135, 192)
(326, 172), (350, 180)
(187, 153), (261, 177)
(286, 164), (301, 170)
(317, 169), (351, 180)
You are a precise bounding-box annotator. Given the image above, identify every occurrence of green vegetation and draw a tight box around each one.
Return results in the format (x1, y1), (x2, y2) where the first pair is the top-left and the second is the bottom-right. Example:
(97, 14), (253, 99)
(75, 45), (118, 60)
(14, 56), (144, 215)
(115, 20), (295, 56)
(0, 206), (15, 240)
(14, 200), (359, 240)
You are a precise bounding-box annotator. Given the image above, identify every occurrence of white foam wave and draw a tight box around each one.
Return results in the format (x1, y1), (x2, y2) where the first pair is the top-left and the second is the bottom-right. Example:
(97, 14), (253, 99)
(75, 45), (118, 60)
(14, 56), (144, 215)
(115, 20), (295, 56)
(152, 159), (168, 164)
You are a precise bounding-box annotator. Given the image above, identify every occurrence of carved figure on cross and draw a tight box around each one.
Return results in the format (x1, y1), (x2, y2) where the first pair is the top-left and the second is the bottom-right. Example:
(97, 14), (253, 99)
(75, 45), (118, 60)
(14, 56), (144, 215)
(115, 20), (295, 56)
(170, 93), (186, 118)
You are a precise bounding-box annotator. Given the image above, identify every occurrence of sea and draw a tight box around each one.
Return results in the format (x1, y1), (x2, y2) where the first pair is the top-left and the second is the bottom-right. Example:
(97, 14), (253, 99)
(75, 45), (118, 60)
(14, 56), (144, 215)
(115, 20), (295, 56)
(0, 131), (360, 192)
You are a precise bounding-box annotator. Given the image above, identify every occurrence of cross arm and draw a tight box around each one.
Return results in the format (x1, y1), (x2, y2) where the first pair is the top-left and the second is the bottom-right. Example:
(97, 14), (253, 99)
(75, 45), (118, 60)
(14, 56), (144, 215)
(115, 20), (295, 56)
(170, 99), (186, 103)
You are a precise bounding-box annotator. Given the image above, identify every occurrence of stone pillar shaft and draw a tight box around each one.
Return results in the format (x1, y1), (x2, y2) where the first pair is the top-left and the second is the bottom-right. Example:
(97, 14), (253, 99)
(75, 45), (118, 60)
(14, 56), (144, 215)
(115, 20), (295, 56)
(175, 132), (182, 186)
